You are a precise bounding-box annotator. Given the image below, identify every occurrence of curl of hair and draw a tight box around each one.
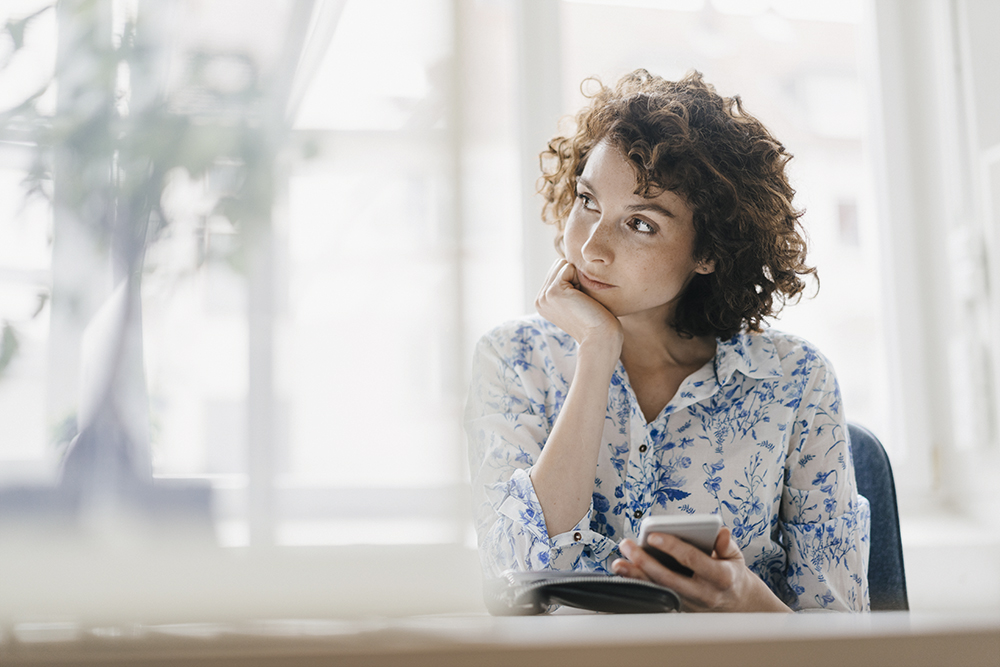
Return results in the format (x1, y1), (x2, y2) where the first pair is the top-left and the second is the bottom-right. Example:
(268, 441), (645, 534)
(539, 69), (816, 340)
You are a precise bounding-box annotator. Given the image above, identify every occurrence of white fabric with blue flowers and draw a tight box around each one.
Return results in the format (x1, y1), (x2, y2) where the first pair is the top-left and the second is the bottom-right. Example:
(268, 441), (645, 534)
(466, 315), (870, 612)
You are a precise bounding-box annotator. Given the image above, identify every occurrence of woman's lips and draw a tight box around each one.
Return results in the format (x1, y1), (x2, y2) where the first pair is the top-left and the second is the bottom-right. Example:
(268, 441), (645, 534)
(578, 269), (615, 290)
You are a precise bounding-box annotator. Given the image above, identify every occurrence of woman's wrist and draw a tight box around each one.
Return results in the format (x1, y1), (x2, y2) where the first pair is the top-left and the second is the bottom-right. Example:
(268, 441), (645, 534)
(748, 575), (793, 612)
(577, 329), (624, 367)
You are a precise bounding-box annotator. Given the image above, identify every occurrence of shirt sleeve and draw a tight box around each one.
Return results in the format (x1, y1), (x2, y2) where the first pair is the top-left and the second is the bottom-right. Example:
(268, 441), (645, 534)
(778, 344), (871, 611)
(464, 331), (618, 578)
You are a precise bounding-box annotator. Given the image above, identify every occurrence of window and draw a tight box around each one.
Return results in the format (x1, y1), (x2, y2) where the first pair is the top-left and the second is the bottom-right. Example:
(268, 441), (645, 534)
(3, 0), (999, 620)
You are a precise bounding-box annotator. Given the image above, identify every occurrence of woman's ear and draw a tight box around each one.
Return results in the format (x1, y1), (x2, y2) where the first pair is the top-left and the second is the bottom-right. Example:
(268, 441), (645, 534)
(695, 258), (715, 275)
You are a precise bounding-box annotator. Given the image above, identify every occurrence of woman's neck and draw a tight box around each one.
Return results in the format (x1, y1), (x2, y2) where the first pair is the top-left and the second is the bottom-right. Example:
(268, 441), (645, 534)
(618, 313), (716, 373)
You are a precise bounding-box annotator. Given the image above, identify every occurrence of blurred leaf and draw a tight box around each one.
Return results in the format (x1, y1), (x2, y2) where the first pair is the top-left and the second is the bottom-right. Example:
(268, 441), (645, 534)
(1, 1), (286, 278)
(50, 412), (77, 450)
(2, 5), (52, 53)
(0, 323), (20, 378)
(32, 291), (49, 319)
(0, 82), (50, 122)
(213, 195), (245, 225)
(300, 136), (320, 161)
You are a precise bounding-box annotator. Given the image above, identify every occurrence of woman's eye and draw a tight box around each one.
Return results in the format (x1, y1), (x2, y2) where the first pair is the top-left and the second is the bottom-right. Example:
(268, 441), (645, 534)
(630, 219), (655, 234)
(576, 193), (596, 210)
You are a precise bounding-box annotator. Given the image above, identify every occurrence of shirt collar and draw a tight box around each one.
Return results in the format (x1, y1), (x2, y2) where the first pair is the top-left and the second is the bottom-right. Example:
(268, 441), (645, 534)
(713, 330), (784, 386)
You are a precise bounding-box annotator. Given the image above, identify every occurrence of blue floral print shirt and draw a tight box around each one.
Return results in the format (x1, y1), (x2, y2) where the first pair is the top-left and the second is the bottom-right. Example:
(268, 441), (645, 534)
(465, 315), (870, 612)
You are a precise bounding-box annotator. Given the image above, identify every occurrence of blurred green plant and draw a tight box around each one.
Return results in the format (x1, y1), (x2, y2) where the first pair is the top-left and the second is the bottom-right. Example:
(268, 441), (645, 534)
(4, 2), (280, 258)
(0, 0), (291, 376)
(0, 323), (19, 379)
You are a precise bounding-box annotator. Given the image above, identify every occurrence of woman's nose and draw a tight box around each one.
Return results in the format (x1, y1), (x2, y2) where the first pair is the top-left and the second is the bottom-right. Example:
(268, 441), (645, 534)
(581, 219), (614, 264)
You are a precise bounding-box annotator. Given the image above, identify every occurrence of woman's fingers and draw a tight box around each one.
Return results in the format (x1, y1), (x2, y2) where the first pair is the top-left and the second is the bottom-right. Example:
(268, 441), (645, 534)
(619, 538), (700, 598)
(537, 258), (567, 297)
(558, 261), (579, 288)
(647, 533), (716, 577)
(614, 542), (660, 583)
(617, 535), (739, 610)
(712, 527), (741, 560)
(535, 259), (566, 308)
(611, 556), (651, 581)
(544, 257), (567, 286)
(536, 258), (578, 307)
(537, 260), (584, 310)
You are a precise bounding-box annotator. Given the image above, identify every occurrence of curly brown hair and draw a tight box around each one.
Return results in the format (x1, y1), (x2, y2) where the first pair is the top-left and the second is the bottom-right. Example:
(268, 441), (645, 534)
(539, 69), (816, 340)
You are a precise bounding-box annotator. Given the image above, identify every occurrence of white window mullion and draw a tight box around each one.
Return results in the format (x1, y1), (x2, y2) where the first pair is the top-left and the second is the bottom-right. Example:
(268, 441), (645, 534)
(515, 0), (562, 313)
(954, 0), (1000, 522)
(246, 198), (277, 548)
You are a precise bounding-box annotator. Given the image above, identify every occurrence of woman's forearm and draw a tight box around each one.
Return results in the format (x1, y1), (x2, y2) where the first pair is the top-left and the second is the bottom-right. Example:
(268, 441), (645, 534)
(529, 337), (620, 536)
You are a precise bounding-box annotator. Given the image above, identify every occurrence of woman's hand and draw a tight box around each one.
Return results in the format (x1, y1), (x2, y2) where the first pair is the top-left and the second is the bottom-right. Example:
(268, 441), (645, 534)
(611, 528), (792, 612)
(535, 258), (623, 353)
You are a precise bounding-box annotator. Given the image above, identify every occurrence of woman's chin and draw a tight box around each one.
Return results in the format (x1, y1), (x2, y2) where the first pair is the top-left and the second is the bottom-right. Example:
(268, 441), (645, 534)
(590, 295), (623, 318)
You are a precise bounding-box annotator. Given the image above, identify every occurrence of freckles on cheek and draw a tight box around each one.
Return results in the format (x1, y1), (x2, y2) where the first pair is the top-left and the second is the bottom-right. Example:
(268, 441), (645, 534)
(563, 230), (582, 260)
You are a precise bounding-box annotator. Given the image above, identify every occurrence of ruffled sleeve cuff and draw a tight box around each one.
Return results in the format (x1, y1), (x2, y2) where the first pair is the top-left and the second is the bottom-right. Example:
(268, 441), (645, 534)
(483, 467), (620, 574)
(491, 468), (550, 541)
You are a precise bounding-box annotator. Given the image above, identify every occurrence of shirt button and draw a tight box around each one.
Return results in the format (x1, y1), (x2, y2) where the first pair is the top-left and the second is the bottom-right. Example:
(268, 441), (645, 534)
(573, 532), (582, 542)
(633, 509), (643, 519)
(638, 444), (648, 453)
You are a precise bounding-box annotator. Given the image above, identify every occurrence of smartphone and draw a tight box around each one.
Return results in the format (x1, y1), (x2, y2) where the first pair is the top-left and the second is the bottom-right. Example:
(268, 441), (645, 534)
(637, 514), (723, 577)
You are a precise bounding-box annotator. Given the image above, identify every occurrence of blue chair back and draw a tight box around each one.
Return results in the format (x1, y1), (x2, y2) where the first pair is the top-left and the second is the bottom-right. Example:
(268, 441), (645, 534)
(848, 422), (909, 611)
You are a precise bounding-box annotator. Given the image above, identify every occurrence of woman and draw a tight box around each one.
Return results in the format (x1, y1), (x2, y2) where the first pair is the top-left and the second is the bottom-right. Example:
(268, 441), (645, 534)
(465, 70), (869, 612)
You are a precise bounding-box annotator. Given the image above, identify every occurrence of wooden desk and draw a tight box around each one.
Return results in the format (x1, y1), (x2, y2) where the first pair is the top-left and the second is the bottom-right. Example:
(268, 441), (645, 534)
(1, 543), (997, 665)
(2, 612), (997, 667)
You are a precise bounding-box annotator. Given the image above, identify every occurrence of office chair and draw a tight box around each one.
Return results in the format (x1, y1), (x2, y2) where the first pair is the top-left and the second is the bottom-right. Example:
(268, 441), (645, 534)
(848, 422), (909, 611)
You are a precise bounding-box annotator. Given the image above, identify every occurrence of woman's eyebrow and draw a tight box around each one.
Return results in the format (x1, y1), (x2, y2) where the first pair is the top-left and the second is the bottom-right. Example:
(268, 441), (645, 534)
(626, 201), (676, 219)
(577, 176), (676, 218)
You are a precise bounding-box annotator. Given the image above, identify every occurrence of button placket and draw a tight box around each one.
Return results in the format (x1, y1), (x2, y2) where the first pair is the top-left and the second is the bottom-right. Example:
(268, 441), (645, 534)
(628, 429), (655, 525)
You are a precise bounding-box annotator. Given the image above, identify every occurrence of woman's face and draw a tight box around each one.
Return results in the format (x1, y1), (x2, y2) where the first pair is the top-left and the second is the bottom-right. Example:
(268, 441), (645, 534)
(563, 140), (713, 322)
